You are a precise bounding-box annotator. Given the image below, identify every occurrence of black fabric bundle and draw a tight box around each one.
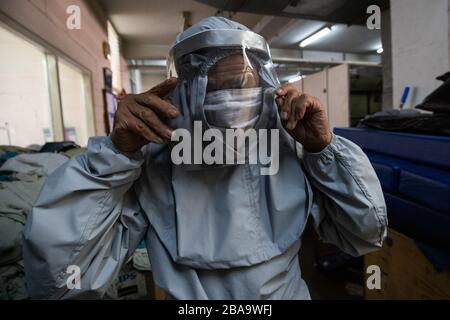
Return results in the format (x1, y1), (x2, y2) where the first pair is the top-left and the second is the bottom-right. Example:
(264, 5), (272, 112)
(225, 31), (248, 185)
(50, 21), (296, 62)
(358, 72), (450, 136)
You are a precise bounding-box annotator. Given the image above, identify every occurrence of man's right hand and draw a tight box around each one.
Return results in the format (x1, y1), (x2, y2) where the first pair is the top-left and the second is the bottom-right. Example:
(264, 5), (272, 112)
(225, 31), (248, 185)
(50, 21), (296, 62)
(111, 77), (179, 153)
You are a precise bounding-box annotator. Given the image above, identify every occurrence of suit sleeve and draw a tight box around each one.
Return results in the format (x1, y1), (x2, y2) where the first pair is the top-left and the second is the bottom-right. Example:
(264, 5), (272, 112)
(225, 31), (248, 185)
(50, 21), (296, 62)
(23, 137), (149, 299)
(302, 134), (388, 256)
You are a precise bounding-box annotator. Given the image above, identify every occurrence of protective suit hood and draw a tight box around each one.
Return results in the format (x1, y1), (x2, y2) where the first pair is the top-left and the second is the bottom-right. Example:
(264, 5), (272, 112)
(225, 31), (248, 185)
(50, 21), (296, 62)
(137, 16), (312, 269)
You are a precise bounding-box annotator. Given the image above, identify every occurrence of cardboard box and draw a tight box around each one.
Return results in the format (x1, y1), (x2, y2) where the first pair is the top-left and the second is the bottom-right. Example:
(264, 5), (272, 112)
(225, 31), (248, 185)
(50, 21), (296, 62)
(364, 228), (450, 299)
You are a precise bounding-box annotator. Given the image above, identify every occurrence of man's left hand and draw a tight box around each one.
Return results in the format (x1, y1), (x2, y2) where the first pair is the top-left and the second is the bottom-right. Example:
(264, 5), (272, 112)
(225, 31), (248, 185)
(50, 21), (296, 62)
(275, 84), (332, 153)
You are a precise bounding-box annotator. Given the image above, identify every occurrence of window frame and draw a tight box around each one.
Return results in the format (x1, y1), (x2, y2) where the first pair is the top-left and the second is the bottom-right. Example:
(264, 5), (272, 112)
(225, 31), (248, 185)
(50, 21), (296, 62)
(0, 15), (96, 145)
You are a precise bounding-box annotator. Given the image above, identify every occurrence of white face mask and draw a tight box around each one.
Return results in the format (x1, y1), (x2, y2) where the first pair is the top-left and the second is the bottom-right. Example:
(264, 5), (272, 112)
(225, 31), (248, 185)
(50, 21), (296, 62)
(203, 87), (263, 130)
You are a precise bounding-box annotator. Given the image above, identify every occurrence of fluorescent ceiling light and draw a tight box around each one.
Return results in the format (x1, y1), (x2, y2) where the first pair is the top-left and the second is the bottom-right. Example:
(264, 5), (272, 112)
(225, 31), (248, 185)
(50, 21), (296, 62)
(288, 75), (303, 83)
(299, 27), (332, 48)
(376, 47), (384, 54)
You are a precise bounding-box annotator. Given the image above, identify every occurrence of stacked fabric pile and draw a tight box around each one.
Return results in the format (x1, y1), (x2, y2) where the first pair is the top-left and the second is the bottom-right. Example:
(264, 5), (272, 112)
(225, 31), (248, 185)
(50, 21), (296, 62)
(358, 72), (450, 136)
(0, 144), (86, 300)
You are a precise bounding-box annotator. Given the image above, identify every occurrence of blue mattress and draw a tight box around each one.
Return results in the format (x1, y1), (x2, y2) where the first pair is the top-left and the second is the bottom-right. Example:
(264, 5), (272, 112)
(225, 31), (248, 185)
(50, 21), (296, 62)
(384, 193), (450, 250)
(334, 128), (450, 170)
(364, 152), (450, 215)
(334, 128), (450, 249)
(399, 165), (450, 215)
(365, 152), (402, 194)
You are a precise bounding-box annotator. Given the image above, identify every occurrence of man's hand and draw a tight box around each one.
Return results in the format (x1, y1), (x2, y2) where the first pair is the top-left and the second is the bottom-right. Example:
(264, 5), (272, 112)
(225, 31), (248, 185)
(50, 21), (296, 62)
(275, 84), (332, 153)
(111, 77), (179, 153)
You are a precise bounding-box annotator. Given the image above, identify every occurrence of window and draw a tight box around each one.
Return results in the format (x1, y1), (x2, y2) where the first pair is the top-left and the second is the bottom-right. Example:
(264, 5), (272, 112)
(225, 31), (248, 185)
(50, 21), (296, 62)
(0, 22), (94, 147)
(0, 24), (53, 146)
(58, 59), (94, 146)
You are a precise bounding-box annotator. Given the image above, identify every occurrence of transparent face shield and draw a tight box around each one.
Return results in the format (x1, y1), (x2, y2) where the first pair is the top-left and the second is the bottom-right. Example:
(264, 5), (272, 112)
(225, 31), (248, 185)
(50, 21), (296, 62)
(167, 54), (177, 79)
(167, 28), (279, 132)
(203, 53), (263, 130)
(166, 28), (285, 169)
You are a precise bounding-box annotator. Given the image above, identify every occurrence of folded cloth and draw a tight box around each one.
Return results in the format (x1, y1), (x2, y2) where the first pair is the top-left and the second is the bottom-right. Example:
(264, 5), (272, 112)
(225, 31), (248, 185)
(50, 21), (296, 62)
(358, 109), (450, 136)
(40, 141), (79, 153)
(0, 261), (27, 300)
(0, 217), (23, 265)
(0, 151), (18, 167)
(0, 173), (45, 266)
(0, 174), (16, 182)
(62, 147), (87, 158)
(0, 153), (68, 176)
(0, 173), (44, 221)
(0, 146), (30, 155)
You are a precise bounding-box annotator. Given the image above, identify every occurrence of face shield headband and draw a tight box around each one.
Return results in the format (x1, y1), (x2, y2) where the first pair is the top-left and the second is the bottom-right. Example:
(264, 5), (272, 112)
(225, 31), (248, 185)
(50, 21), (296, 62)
(167, 29), (272, 78)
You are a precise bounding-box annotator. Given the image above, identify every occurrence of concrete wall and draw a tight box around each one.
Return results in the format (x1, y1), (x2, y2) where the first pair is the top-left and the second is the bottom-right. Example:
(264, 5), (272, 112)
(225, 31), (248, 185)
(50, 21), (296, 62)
(0, 0), (129, 135)
(381, 8), (393, 110)
(390, 0), (449, 109)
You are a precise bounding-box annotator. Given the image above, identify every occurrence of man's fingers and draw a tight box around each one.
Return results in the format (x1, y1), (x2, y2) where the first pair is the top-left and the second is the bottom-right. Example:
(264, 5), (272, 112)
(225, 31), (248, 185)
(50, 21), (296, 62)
(148, 77), (178, 97)
(286, 95), (311, 130)
(276, 84), (301, 123)
(295, 95), (308, 121)
(276, 84), (298, 97)
(276, 86), (287, 96)
(128, 117), (164, 144)
(279, 90), (298, 122)
(129, 102), (174, 140)
(275, 97), (284, 109)
(135, 92), (179, 119)
(286, 96), (300, 130)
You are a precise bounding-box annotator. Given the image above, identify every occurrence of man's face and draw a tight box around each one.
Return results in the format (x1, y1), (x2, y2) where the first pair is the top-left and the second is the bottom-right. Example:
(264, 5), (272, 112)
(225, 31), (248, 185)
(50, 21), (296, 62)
(207, 54), (260, 92)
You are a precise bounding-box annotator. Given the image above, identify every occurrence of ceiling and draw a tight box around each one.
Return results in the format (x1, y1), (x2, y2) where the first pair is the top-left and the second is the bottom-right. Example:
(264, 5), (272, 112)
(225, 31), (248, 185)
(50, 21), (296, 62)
(97, 0), (385, 55)
(267, 21), (381, 53)
(97, 0), (262, 46)
(193, 0), (385, 54)
(196, 0), (388, 25)
(95, 0), (385, 81)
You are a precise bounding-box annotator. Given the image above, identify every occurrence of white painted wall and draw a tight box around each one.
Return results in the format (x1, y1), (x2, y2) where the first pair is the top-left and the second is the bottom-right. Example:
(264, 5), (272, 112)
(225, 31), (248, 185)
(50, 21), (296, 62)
(327, 64), (349, 128)
(140, 71), (166, 92)
(292, 64), (350, 130)
(391, 0), (449, 108)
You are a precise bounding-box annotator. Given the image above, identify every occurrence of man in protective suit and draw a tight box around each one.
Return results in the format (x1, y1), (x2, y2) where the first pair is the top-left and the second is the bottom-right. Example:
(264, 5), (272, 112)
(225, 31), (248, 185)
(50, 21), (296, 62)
(23, 17), (387, 299)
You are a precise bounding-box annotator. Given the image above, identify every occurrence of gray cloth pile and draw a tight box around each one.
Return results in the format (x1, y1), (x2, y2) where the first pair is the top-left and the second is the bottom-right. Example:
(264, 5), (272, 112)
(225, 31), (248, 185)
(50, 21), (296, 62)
(0, 151), (70, 300)
(0, 153), (68, 177)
